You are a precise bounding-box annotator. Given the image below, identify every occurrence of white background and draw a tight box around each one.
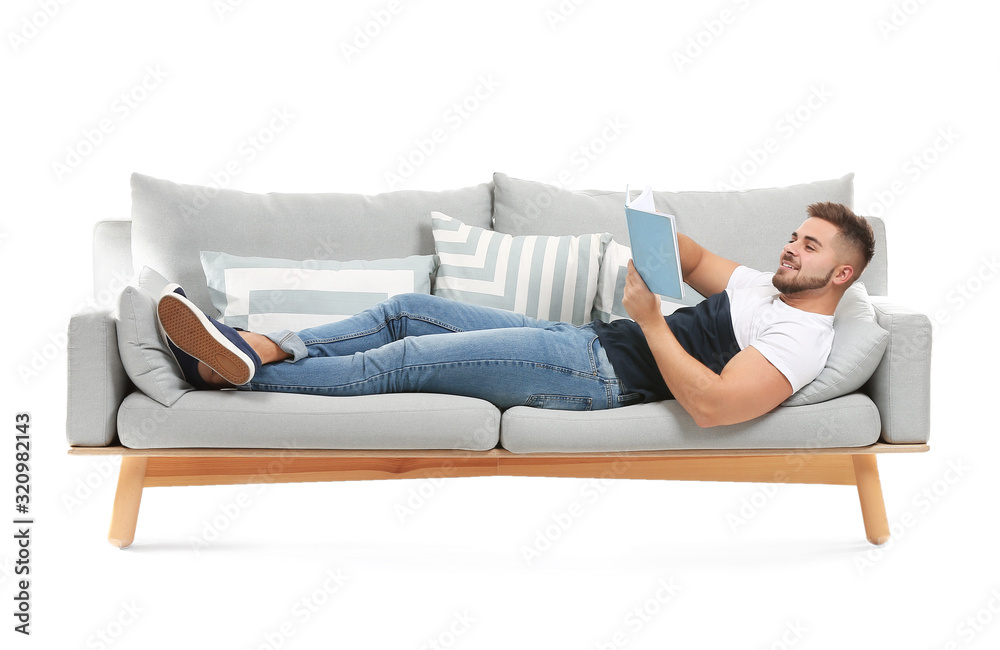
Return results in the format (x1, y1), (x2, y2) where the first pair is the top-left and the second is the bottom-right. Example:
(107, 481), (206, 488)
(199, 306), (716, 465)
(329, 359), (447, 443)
(3, 0), (999, 647)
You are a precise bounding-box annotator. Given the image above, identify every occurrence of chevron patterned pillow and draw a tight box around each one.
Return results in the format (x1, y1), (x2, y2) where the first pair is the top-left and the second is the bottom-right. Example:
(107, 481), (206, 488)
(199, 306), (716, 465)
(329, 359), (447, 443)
(431, 211), (611, 325)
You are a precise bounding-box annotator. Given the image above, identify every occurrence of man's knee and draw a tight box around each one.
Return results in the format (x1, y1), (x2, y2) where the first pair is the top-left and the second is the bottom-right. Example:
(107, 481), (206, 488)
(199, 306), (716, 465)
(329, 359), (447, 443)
(388, 292), (435, 313)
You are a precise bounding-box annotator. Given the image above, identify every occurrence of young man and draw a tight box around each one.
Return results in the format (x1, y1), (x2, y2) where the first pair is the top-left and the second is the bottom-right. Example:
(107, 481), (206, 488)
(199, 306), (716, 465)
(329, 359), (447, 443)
(157, 202), (875, 427)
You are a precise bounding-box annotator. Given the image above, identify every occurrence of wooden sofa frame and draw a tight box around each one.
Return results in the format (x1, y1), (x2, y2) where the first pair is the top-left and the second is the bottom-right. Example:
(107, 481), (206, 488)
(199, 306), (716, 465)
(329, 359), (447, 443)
(69, 441), (929, 548)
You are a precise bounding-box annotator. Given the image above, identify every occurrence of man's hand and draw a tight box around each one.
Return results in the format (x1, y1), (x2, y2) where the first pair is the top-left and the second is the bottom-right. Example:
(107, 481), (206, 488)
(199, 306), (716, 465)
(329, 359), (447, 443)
(623, 259), (662, 329)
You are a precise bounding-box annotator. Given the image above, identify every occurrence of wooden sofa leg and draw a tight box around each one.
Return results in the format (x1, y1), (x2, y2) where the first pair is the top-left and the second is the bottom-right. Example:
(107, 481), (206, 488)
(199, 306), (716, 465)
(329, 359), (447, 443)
(852, 454), (890, 545)
(108, 456), (148, 549)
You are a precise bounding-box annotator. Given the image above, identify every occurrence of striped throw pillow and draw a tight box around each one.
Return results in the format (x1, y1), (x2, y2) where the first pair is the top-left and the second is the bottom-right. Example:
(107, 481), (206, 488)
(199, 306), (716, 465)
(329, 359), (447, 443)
(592, 239), (704, 323)
(200, 251), (437, 333)
(431, 211), (610, 325)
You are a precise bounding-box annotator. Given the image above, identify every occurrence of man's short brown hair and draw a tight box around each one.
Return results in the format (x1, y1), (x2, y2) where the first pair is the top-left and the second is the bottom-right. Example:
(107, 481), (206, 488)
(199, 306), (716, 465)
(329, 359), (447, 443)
(806, 202), (876, 283)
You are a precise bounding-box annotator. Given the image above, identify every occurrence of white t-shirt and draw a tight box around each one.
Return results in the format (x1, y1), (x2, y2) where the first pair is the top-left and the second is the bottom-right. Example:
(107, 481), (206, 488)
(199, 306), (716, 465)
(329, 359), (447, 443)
(725, 265), (834, 393)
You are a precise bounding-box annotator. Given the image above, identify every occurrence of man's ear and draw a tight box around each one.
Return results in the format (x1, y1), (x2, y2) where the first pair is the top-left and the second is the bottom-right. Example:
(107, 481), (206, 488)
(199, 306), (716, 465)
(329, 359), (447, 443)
(830, 234), (860, 287)
(833, 263), (855, 286)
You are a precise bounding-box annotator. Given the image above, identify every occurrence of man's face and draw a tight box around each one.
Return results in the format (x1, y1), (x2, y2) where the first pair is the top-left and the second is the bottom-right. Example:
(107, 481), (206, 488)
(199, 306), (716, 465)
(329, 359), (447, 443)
(772, 218), (843, 295)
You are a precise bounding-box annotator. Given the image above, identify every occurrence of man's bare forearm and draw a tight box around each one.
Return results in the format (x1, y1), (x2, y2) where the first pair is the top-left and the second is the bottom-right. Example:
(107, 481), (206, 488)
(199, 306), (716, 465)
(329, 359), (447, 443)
(638, 317), (722, 427)
(677, 233), (700, 281)
(622, 242), (724, 426)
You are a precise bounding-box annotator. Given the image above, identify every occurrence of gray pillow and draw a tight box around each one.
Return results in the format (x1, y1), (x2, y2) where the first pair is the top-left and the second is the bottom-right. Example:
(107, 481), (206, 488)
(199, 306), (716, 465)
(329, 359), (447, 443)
(782, 281), (889, 406)
(116, 266), (193, 406)
(130, 172), (494, 316)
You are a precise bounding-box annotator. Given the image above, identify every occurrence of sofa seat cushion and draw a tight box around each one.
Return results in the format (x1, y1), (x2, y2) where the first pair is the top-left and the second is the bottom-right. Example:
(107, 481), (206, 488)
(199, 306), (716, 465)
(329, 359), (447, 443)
(499, 392), (881, 453)
(117, 390), (500, 451)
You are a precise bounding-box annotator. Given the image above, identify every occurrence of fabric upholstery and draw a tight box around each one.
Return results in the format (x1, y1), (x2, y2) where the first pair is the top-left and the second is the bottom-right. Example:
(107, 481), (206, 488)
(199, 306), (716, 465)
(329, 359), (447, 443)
(66, 309), (131, 446)
(865, 298), (933, 444)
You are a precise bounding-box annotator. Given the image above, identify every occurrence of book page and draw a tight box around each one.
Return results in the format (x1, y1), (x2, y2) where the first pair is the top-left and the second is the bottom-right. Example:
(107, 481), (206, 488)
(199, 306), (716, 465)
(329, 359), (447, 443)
(627, 185), (657, 213)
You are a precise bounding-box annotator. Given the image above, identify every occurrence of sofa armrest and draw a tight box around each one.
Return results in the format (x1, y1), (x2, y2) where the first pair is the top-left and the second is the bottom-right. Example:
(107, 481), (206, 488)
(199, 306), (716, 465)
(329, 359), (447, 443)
(66, 309), (131, 446)
(864, 297), (932, 444)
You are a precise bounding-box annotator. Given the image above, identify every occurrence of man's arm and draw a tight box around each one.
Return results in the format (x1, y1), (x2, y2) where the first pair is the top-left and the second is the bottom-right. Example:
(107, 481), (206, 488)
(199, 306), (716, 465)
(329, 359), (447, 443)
(639, 318), (793, 427)
(678, 233), (741, 297)
(622, 260), (793, 427)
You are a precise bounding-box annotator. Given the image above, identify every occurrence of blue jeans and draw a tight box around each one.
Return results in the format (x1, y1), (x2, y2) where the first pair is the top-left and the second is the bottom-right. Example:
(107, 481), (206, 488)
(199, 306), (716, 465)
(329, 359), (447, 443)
(240, 293), (643, 411)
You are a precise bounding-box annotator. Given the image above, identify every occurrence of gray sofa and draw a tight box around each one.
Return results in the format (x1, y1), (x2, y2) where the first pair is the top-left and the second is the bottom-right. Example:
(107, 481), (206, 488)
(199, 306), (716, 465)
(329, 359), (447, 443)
(66, 172), (932, 548)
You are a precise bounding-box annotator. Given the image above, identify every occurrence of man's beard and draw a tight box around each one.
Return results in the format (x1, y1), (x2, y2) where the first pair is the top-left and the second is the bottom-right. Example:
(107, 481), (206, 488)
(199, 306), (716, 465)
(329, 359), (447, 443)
(772, 264), (834, 295)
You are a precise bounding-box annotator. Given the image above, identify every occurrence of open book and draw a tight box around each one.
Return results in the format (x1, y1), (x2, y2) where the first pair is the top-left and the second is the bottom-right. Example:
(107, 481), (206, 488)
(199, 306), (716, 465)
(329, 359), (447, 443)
(624, 185), (685, 300)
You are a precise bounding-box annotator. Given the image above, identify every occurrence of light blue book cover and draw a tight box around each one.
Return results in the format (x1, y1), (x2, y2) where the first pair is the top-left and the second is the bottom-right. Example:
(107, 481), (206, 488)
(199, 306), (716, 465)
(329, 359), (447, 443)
(624, 185), (685, 300)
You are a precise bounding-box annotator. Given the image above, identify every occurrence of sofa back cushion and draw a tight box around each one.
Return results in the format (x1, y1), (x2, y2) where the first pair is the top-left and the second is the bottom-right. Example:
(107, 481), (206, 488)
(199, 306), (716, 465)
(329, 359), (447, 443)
(130, 173), (493, 315)
(492, 172), (888, 296)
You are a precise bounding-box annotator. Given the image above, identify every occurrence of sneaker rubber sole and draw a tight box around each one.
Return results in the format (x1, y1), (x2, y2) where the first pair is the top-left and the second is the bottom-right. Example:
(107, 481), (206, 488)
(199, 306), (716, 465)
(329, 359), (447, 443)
(157, 293), (256, 385)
